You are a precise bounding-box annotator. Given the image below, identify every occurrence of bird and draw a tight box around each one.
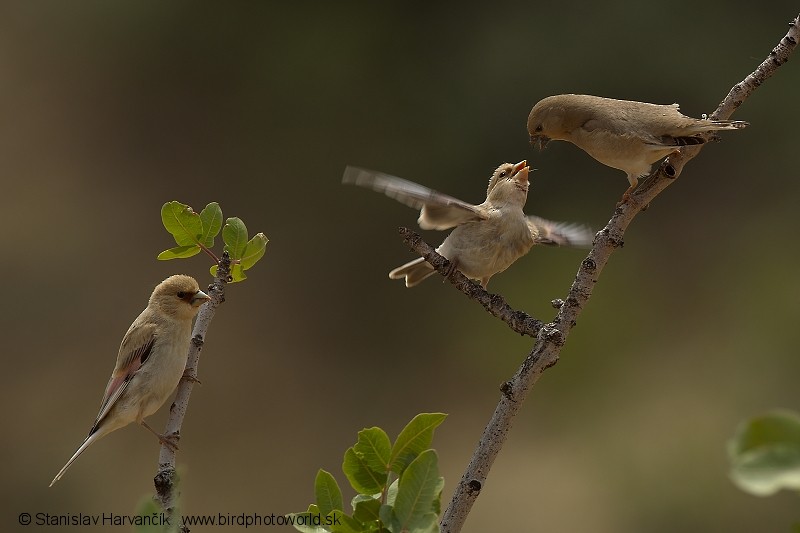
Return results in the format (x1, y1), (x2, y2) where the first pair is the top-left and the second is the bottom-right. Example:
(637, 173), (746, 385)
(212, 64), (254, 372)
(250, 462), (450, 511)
(527, 94), (749, 203)
(50, 275), (210, 486)
(343, 161), (593, 288)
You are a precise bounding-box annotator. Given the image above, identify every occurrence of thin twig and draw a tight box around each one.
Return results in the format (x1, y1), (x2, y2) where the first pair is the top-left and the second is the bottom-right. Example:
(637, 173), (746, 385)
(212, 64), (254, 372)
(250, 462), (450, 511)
(399, 227), (543, 337)
(440, 14), (799, 533)
(153, 252), (232, 529)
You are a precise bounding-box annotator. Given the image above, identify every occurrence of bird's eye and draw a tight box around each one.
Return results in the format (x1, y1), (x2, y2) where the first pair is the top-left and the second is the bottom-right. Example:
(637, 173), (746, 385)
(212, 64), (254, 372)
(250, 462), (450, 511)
(535, 125), (543, 133)
(177, 291), (187, 299)
(498, 171), (507, 178)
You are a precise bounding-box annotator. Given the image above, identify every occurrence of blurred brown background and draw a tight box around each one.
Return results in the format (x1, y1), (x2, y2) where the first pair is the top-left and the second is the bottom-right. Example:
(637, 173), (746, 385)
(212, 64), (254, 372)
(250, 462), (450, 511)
(3, 2), (799, 532)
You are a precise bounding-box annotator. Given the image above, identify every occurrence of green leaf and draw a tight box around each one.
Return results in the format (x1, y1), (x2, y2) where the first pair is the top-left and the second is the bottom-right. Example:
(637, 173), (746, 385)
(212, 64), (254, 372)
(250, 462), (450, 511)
(352, 496), (381, 524)
(377, 480), (400, 532)
(343, 447), (387, 494)
(390, 450), (442, 533)
(161, 201), (202, 246)
(287, 505), (328, 533)
(390, 413), (447, 475)
(157, 245), (201, 260)
(385, 478), (398, 506)
(230, 262), (247, 282)
(241, 232), (268, 270)
(355, 427), (392, 474)
(728, 410), (800, 496)
(199, 202), (223, 248)
(222, 217), (248, 259)
(315, 469), (343, 516)
(327, 510), (363, 533)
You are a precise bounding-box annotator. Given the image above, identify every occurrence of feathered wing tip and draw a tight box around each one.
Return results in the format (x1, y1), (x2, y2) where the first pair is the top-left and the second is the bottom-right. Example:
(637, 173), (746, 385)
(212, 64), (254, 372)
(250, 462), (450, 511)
(528, 216), (594, 248)
(49, 429), (106, 487)
(389, 257), (435, 287)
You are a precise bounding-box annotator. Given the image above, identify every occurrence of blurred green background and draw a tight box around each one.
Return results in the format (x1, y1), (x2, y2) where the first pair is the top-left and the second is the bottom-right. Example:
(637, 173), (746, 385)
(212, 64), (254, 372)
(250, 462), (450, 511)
(3, 2), (799, 532)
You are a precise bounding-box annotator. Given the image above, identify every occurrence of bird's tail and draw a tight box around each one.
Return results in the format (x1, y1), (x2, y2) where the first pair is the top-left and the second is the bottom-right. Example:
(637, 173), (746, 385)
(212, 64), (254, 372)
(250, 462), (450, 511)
(49, 429), (105, 487)
(389, 257), (435, 287)
(528, 216), (594, 248)
(707, 119), (749, 130)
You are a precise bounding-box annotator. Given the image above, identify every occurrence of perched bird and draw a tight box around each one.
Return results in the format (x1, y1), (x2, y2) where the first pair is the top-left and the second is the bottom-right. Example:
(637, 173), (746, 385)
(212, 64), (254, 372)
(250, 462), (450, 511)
(527, 94), (748, 202)
(50, 275), (210, 486)
(343, 161), (592, 288)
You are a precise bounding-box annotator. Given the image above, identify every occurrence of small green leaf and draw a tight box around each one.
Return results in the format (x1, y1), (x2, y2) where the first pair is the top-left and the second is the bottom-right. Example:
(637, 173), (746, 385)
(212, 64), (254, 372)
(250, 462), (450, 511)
(287, 505), (328, 533)
(327, 510), (362, 533)
(241, 232), (268, 270)
(385, 478), (399, 507)
(343, 448), (386, 494)
(222, 217), (248, 259)
(728, 410), (800, 496)
(230, 262), (247, 282)
(391, 450), (442, 533)
(378, 505), (393, 531)
(354, 427), (392, 474)
(161, 201), (203, 246)
(390, 413), (447, 475)
(157, 245), (201, 260)
(352, 496), (381, 523)
(315, 469), (343, 516)
(199, 202), (223, 248)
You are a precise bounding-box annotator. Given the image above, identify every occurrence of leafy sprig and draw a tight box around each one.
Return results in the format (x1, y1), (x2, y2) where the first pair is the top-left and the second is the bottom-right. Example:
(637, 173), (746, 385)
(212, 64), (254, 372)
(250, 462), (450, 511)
(158, 201), (267, 282)
(290, 413), (447, 533)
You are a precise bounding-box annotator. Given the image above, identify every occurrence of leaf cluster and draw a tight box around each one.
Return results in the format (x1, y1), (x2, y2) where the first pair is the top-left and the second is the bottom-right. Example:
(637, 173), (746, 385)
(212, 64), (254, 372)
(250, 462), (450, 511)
(290, 413), (447, 533)
(158, 201), (267, 282)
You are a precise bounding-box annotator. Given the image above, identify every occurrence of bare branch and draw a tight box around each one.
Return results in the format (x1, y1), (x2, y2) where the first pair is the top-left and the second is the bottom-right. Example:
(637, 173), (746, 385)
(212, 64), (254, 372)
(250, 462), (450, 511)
(440, 14), (799, 533)
(399, 227), (544, 337)
(153, 252), (232, 528)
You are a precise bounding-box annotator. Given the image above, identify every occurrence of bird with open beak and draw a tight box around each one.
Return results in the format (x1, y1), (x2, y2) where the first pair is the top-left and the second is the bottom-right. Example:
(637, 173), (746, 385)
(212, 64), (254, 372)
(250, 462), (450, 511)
(344, 161), (593, 288)
(527, 94), (748, 203)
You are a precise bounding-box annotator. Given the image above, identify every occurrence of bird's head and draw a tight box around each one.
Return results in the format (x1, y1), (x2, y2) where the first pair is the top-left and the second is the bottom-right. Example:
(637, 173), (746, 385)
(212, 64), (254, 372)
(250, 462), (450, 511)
(487, 161), (530, 206)
(150, 275), (210, 320)
(527, 95), (579, 149)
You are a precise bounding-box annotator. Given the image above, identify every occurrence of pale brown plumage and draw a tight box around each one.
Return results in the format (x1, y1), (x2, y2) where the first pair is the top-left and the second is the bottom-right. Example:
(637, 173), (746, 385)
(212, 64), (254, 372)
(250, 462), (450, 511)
(344, 162), (593, 288)
(527, 94), (748, 202)
(50, 275), (210, 486)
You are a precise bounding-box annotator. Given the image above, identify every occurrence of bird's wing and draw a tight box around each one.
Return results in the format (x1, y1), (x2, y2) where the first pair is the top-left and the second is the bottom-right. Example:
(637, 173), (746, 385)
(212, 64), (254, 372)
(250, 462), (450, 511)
(91, 321), (157, 432)
(527, 216), (594, 247)
(343, 166), (488, 230)
(581, 102), (693, 143)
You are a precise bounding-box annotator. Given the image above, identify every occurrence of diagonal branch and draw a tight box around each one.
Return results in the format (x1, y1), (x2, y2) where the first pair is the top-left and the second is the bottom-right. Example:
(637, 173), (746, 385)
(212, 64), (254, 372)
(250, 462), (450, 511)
(153, 252), (232, 529)
(440, 14), (799, 533)
(399, 227), (544, 337)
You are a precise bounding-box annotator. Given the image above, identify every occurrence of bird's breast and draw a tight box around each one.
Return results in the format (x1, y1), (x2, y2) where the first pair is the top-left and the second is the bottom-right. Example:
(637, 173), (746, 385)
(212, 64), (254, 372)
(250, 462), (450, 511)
(438, 211), (533, 279)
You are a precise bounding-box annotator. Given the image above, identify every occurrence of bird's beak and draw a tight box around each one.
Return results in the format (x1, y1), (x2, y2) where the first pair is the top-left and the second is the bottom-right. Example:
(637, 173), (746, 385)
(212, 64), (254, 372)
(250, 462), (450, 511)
(512, 161), (530, 183)
(529, 134), (550, 150)
(191, 290), (211, 307)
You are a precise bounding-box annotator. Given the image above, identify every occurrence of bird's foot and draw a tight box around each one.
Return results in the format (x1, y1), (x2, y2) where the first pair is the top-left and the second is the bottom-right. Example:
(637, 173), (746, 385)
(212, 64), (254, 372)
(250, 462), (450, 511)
(141, 421), (180, 451)
(181, 370), (202, 385)
(157, 432), (180, 452)
(443, 258), (459, 283)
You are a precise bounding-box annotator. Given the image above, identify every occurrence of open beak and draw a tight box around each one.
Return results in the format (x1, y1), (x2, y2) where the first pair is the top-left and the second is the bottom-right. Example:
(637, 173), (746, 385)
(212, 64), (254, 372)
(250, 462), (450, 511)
(191, 289), (211, 307)
(512, 160), (530, 184)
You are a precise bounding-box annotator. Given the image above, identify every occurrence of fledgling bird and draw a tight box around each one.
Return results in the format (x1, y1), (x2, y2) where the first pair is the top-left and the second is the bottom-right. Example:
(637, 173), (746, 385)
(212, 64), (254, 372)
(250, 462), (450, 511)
(343, 161), (593, 288)
(527, 94), (749, 202)
(50, 275), (210, 487)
